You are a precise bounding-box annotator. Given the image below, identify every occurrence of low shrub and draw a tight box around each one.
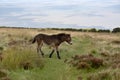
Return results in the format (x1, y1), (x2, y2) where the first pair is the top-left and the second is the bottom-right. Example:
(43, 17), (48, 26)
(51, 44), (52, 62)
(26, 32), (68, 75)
(70, 54), (103, 69)
(77, 62), (90, 69)
(0, 69), (7, 78)
(111, 40), (120, 44)
(91, 50), (97, 54)
(0, 69), (10, 80)
(90, 57), (103, 68)
(100, 52), (109, 57)
(0, 47), (4, 51)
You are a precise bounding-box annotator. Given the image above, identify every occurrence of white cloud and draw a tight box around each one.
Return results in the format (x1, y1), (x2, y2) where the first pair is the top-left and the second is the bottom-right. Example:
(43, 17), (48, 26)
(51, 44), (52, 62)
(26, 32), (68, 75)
(0, 0), (120, 29)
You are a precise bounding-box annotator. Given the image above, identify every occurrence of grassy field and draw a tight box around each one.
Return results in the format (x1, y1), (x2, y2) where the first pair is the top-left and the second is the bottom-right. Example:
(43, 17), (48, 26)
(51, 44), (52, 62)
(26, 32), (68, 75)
(0, 27), (120, 80)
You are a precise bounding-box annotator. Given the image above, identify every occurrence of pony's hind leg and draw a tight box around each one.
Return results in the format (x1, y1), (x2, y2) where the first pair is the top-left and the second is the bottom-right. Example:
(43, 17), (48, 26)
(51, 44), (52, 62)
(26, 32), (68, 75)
(37, 41), (44, 57)
(40, 48), (44, 56)
(39, 42), (44, 56)
(49, 49), (55, 58)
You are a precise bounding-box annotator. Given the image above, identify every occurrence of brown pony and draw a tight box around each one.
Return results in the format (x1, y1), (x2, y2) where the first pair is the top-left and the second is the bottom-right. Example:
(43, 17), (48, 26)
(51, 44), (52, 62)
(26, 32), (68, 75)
(32, 33), (72, 59)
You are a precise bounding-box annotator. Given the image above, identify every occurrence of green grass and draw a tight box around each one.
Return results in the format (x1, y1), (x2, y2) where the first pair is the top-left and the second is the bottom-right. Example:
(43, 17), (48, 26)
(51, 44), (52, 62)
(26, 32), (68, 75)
(0, 29), (120, 80)
(1, 48), (43, 70)
(8, 59), (79, 80)
(87, 69), (120, 80)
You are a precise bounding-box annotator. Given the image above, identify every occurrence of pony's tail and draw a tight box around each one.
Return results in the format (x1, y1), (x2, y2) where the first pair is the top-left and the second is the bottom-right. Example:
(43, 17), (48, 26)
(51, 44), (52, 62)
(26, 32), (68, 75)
(32, 37), (36, 43)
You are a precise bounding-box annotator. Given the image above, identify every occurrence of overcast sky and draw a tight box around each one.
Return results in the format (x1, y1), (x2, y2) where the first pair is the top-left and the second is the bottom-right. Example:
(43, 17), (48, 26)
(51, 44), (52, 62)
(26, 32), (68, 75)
(0, 0), (120, 29)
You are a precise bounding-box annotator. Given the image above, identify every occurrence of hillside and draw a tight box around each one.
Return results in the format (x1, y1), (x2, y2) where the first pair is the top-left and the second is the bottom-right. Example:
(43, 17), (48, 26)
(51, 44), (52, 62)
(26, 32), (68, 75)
(0, 27), (120, 80)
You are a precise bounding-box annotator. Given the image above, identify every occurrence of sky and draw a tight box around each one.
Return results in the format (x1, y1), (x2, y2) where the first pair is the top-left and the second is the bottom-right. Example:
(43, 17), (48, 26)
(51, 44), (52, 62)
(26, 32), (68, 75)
(0, 0), (120, 29)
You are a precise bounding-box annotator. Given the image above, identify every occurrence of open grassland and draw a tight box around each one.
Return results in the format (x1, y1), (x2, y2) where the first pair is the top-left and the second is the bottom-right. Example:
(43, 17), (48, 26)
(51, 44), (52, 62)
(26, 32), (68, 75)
(0, 27), (120, 80)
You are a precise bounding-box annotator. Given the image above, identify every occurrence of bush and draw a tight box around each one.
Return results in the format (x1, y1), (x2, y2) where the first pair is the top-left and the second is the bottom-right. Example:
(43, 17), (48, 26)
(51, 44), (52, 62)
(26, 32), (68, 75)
(77, 62), (90, 69)
(98, 29), (110, 33)
(91, 50), (97, 54)
(0, 69), (7, 78)
(0, 47), (4, 51)
(111, 40), (120, 44)
(89, 28), (97, 32)
(112, 27), (120, 33)
(0, 69), (10, 80)
(70, 54), (103, 69)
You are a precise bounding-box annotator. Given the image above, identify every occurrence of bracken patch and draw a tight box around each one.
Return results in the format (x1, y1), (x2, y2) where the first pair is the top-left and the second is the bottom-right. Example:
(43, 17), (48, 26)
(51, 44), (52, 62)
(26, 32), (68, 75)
(69, 54), (103, 69)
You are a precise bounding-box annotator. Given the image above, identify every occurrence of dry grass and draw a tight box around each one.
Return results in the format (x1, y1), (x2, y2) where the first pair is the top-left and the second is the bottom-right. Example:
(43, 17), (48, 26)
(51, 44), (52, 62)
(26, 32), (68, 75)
(87, 69), (120, 80)
(0, 27), (120, 80)
(0, 27), (119, 41)
(1, 48), (44, 70)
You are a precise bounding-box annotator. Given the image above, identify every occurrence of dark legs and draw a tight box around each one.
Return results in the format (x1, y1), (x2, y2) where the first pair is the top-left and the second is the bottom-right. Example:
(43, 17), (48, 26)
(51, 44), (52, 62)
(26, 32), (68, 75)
(49, 46), (61, 59)
(49, 50), (55, 58)
(40, 48), (44, 56)
(37, 47), (44, 57)
(37, 42), (44, 57)
(37, 42), (61, 59)
(56, 46), (61, 59)
(57, 51), (61, 59)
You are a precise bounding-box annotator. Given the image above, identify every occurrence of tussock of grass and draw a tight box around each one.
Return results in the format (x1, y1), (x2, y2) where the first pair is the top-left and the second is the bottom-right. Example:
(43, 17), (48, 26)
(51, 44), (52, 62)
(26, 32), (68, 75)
(1, 48), (44, 70)
(87, 69), (120, 80)
(0, 69), (10, 80)
(0, 69), (7, 78)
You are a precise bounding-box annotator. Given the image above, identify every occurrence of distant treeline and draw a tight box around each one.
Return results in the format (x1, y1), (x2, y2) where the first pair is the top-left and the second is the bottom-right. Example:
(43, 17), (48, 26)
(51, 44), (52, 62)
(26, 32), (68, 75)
(50, 27), (120, 33)
(0, 26), (35, 29)
(0, 26), (120, 33)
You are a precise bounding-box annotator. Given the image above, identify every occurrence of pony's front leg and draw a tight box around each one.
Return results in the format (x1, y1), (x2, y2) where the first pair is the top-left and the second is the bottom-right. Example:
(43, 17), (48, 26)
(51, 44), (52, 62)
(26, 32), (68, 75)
(49, 49), (55, 58)
(37, 44), (44, 57)
(55, 46), (61, 59)
(56, 50), (61, 59)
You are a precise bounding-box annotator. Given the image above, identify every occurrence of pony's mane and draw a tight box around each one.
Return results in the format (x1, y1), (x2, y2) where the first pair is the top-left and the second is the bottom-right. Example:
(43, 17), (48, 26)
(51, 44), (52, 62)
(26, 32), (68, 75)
(57, 33), (66, 36)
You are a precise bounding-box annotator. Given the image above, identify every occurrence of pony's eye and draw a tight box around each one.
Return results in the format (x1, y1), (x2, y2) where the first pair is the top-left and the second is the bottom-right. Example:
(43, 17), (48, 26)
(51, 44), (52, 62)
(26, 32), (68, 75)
(67, 37), (71, 41)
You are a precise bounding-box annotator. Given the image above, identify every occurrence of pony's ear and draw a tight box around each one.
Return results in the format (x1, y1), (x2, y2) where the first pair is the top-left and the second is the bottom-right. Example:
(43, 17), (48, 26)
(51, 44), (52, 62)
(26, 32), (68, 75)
(66, 34), (70, 36)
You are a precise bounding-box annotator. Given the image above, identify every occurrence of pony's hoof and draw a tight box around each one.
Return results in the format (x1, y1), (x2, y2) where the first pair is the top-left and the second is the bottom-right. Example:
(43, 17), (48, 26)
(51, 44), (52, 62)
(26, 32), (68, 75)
(58, 57), (61, 59)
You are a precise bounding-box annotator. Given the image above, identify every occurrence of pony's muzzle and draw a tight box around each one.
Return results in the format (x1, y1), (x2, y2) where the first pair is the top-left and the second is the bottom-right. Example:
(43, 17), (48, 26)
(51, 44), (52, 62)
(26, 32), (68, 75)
(69, 42), (72, 45)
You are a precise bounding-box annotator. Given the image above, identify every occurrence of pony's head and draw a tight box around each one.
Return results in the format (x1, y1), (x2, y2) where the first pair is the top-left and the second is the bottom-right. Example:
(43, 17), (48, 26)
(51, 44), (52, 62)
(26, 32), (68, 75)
(58, 33), (72, 45)
(64, 34), (72, 45)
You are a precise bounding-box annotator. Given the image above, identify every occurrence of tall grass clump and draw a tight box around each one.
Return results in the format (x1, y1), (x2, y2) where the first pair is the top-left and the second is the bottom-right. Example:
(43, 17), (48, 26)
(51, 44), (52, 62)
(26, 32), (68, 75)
(87, 69), (120, 80)
(1, 48), (44, 70)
